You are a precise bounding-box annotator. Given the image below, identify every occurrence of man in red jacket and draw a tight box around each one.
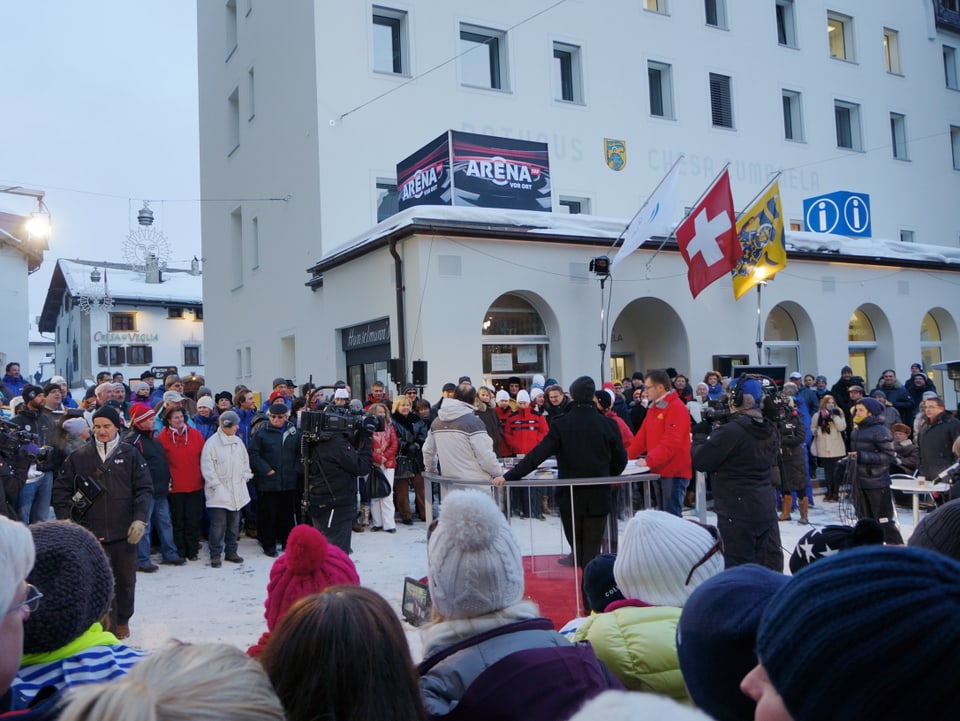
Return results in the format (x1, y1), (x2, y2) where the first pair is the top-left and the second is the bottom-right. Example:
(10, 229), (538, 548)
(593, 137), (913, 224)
(628, 368), (691, 516)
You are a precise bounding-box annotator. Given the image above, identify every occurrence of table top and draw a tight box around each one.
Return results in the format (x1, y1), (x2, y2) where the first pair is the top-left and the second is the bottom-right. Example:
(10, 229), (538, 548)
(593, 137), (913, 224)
(889, 477), (951, 493)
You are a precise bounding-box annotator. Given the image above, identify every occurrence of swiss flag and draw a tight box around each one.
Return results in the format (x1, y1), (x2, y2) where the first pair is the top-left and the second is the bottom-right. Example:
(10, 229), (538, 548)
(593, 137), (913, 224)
(675, 169), (739, 298)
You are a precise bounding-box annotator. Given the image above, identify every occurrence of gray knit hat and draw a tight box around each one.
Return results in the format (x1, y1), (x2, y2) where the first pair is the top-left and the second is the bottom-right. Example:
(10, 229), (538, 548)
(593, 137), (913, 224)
(614, 510), (724, 607)
(908, 498), (960, 562)
(428, 490), (523, 619)
(24, 521), (114, 653)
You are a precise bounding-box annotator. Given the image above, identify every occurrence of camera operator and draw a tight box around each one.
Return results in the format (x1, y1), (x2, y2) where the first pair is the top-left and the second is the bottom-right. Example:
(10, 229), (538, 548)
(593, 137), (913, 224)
(691, 378), (783, 572)
(51, 405), (153, 639)
(10, 385), (58, 524)
(302, 407), (374, 554)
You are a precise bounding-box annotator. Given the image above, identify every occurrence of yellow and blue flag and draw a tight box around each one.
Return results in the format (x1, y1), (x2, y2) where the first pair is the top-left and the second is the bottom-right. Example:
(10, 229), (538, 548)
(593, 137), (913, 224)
(732, 180), (786, 300)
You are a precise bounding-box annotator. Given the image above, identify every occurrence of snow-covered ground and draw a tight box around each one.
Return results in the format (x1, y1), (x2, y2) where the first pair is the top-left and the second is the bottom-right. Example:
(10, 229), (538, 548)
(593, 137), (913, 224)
(130, 493), (921, 660)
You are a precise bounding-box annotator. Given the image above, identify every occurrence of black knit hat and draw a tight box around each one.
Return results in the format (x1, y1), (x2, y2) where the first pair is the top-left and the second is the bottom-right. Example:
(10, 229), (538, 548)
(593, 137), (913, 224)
(215, 391), (233, 404)
(91, 404), (122, 429)
(568, 376), (596, 404)
(908, 498), (960, 562)
(24, 521), (114, 653)
(677, 564), (788, 721)
(788, 519), (884, 573)
(757, 546), (960, 721)
(582, 553), (624, 613)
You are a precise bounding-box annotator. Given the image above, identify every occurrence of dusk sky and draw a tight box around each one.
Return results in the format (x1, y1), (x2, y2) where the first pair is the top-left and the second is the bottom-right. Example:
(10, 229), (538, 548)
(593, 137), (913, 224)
(0, 2), (201, 324)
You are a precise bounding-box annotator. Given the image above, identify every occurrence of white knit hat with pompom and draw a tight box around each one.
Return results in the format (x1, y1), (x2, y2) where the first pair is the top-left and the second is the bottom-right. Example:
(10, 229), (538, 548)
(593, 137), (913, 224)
(428, 490), (524, 619)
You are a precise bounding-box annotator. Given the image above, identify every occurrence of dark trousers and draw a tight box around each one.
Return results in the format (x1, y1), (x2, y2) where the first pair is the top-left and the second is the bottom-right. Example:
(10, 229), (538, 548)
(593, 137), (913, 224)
(857, 486), (904, 544)
(169, 490), (203, 559)
(258, 489), (298, 552)
(208, 507), (240, 560)
(395, 473), (426, 521)
(557, 496), (606, 569)
(311, 507), (353, 555)
(103, 539), (137, 627)
(717, 517), (784, 572)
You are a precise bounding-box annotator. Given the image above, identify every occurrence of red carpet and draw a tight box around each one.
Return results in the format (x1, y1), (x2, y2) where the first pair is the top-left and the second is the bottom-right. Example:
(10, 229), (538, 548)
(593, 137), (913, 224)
(522, 554), (584, 630)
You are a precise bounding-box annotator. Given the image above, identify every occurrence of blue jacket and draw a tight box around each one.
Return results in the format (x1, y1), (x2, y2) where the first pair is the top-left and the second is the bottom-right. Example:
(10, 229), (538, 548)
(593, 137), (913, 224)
(849, 415), (895, 489)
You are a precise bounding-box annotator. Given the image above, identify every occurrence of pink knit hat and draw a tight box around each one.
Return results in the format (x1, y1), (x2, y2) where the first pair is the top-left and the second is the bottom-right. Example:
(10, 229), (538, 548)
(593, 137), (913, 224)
(263, 525), (360, 631)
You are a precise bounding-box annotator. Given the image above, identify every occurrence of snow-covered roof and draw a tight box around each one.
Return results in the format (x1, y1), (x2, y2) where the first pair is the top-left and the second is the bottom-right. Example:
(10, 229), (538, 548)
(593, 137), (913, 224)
(39, 258), (203, 332)
(307, 205), (960, 278)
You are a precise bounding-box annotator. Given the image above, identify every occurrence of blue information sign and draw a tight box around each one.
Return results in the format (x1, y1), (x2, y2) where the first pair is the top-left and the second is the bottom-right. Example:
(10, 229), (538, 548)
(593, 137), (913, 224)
(802, 191), (871, 237)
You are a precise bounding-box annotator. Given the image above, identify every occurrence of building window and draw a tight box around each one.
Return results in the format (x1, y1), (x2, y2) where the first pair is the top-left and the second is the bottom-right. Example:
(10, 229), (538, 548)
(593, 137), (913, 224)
(372, 6), (408, 75)
(235, 348), (243, 378)
(648, 61), (675, 118)
(482, 293), (549, 388)
(227, 87), (240, 155)
(552, 42), (583, 103)
(184, 345), (201, 366)
(460, 24), (508, 90)
(709, 72), (733, 129)
(558, 196), (591, 214)
(921, 311), (945, 396)
(247, 66), (256, 120)
(127, 346), (153, 366)
(244, 346), (252, 377)
(376, 179), (398, 222)
(225, 0), (238, 60)
(827, 11), (854, 61)
(705, 0), (727, 28)
(110, 313), (136, 332)
(644, 0), (667, 14)
(776, 0), (797, 48)
(98, 346), (126, 366)
(168, 307), (184, 319)
(946, 45), (959, 89)
(890, 113), (908, 160)
(194, 307), (204, 321)
(900, 229), (915, 243)
(781, 89), (804, 141)
(834, 100), (862, 150)
(230, 207), (243, 289)
(883, 28), (901, 73)
(951, 125), (960, 170)
(251, 216), (260, 270)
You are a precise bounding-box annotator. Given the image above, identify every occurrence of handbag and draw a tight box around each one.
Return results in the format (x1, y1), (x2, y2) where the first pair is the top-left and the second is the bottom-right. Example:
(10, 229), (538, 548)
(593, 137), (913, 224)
(369, 467), (392, 499)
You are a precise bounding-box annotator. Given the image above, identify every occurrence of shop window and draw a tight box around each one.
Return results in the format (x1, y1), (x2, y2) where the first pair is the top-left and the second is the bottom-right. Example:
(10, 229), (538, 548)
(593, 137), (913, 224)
(481, 293), (549, 387)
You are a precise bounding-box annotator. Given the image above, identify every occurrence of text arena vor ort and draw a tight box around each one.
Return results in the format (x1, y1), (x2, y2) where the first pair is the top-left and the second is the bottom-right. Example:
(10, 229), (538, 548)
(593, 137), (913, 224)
(464, 157), (537, 188)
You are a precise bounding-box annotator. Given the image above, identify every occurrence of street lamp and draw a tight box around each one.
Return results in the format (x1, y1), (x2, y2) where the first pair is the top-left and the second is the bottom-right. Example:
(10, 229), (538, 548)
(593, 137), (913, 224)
(0, 185), (51, 241)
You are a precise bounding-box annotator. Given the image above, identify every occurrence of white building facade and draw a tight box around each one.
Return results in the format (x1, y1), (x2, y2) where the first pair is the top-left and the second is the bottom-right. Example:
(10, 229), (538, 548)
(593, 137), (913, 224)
(39, 259), (205, 390)
(0, 210), (47, 372)
(197, 1), (960, 402)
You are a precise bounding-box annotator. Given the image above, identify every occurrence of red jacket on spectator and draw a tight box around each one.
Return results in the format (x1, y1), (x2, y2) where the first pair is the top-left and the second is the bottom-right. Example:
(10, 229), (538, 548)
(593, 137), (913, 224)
(158, 425), (206, 493)
(372, 422), (398, 469)
(505, 407), (549, 456)
(495, 405), (514, 457)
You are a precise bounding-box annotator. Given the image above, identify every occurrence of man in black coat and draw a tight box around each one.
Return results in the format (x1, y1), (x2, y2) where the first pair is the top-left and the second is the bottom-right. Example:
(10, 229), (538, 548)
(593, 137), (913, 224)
(304, 423), (373, 554)
(247, 403), (302, 557)
(504, 376), (627, 573)
(691, 378), (783, 572)
(52, 405), (152, 639)
(9, 385), (56, 524)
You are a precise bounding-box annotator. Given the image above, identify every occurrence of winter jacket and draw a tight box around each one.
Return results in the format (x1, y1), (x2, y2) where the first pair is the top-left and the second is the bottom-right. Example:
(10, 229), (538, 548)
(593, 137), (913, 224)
(2, 373), (26, 397)
(423, 399), (503, 482)
(474, 402), (502, 453)
(372, 421), (398, 468)
(573, 601), (685, 700)
(811, 408), (847, 458)
(628, 391), (692, 479)
(157, 426), (205, 493)
(604, 409), (634, 450)
(201, 428), (252, 511)
(235, 407), (261, 446)
(247, 421), (301, 492)
(892, 439), (920, 475)
(192, 412), (220, 441)
(305, 432), (372, 525)
(494, 405), (513, 456)
(917, 412), (960, 480)
(504, 407), (548, 456)
(419, 604), (619, 720)
(392, 410), (427, 476)
(691, 411), (778, 522)
(849, 415), (895, 490)
(52, 439), (152, 543)
(123, 427), (172, 498)
(543, 395), (572, 426)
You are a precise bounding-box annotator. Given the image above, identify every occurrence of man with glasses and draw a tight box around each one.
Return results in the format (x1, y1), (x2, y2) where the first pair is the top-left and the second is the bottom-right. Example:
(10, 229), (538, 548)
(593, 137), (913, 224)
(691, 378), (782, 571)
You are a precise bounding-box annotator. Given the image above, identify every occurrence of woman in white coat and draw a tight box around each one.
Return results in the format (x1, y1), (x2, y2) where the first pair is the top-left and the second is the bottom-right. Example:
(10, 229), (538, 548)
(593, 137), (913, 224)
(810, 394), (847, 502)
(201, 410), (252, 567)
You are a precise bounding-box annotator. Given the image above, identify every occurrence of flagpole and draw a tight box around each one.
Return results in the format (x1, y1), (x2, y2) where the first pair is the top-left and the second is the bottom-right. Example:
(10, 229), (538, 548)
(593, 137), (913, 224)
(735, 171), (783, 222)
(607, 154), (685, 254)
(645, 162), (731, 270)
(756, 283), (764, 364)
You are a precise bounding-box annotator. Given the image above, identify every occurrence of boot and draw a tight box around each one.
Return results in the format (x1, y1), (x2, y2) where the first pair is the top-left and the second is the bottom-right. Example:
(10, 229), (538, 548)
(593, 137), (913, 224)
(778, 495), (792, 522)
(360, 505), (370, 527)
(541, 496), (551, 517)
(798, 496), (809, 524)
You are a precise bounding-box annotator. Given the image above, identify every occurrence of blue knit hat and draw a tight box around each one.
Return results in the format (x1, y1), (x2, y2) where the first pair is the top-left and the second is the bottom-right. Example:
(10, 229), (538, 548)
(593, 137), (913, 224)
(859, 397), (885, 416)
(677, 565), (787, 721)
(582, 554), (624, 613)
(788, 519), (884, 573)
(757, 546), (960, 721)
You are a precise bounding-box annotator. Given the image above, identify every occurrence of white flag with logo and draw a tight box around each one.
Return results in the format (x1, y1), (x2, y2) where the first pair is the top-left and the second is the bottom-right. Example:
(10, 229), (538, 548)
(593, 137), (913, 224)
(610, 162), (682, 269)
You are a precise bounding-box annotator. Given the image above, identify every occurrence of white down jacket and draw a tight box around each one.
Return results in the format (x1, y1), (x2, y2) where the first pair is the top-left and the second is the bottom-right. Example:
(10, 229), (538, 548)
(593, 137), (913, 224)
(201, 428), (253, 511)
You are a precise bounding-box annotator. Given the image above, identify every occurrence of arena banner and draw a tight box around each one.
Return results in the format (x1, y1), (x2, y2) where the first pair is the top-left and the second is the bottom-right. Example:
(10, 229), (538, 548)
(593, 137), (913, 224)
(397, 132), (452, 212)
(397, 131), (551, 213)
(450, 131), (551, 212)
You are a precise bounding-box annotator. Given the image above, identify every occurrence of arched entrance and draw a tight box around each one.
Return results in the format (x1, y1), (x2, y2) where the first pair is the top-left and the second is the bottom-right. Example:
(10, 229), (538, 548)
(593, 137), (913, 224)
(610, 297), (690, 379)
(848, 304), (893, 386)
(480, 292), (555, 389)
(763, 301), (816, 375)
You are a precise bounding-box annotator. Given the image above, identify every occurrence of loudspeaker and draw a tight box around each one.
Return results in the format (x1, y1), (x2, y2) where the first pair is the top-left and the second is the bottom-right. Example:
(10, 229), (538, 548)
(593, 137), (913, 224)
(388, 358), (405, 382)
(412, 360), (428, 387)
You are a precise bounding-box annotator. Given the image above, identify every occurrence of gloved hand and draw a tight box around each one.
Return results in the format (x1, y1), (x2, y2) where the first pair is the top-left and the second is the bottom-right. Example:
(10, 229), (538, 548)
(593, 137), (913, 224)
(19, 442), (40, 459)
(127, 520), (147, 545)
